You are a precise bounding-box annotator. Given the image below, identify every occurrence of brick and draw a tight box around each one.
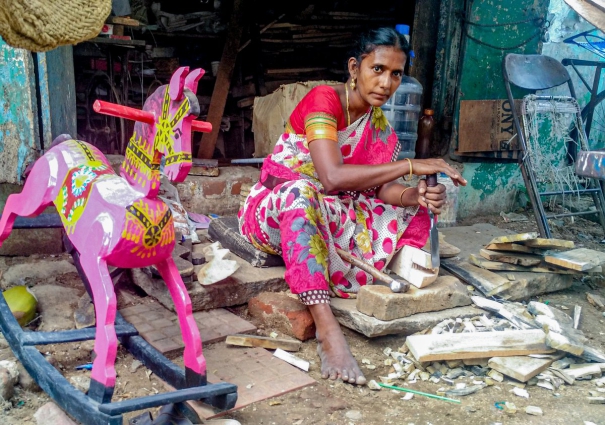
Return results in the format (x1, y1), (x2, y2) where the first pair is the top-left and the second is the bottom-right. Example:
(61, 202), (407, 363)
(153, 337), (183, 358)
(248, 292), (315, 341)
(202, 180), (226, 197)
(230, 177), (252, 195)
(356, 276), (472, 321)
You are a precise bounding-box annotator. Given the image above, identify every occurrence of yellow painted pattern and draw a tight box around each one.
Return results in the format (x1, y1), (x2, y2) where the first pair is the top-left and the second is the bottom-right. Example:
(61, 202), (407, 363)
(122, 200), (174, 258)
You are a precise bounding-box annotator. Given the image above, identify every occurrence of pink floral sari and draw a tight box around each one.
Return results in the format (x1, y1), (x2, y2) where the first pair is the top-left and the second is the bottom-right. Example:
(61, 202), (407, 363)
(239, 86), (429, 304)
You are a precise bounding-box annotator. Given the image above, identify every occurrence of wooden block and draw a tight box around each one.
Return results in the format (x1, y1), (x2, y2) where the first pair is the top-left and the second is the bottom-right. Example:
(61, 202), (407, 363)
(479, 249), (542, 266)
(485, 242), (536, 254)
(488, 232), (538, 244)
(406, 330), (554, 362)
(545, 248), (605, 271)
(237, 97), (255, 108)
(522, 238), (575, 250)
(226, 334), (301, 352)
(488, 356), (553, 382)
(387, 245), (438, 288)
(469, 255), (580, 275)
(564, 364), (602, 379)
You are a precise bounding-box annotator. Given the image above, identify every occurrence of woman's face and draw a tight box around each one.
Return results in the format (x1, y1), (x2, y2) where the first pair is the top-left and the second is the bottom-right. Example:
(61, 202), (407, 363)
(354, 46), (406, 108)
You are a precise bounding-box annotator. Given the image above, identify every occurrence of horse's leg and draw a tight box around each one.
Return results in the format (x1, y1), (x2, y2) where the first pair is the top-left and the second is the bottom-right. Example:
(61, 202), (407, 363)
(155, 257), (206, 387)
(79, 254), (118, 403)
(0, 159), (54, 245)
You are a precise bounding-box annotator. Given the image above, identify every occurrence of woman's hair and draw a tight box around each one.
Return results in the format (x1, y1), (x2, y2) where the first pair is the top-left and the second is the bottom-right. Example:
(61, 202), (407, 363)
(349, 27), (411, 65)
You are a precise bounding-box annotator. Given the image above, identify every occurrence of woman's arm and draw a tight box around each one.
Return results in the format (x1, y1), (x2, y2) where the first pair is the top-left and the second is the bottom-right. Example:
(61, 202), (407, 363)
(309, 139), (466, 193)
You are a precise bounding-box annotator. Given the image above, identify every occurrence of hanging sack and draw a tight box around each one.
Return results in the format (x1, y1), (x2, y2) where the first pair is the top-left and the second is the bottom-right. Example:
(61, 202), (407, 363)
(0, 0), (111, 52)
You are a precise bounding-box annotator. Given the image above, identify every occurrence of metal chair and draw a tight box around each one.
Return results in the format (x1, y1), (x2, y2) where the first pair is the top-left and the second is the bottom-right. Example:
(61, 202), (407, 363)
(502, 53), (605, 238)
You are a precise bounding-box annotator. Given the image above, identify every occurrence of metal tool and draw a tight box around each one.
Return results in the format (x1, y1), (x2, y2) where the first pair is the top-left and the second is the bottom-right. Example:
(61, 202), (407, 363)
(336, 248), (410, 293)
(426, 174), (440, 270)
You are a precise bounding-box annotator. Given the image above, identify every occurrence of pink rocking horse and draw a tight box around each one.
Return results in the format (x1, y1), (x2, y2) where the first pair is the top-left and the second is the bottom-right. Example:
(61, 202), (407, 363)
(0, 67), (211, 403)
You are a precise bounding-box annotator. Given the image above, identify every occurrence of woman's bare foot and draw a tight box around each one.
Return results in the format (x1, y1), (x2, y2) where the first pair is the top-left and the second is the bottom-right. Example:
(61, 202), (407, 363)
(309, 303), (366, 385)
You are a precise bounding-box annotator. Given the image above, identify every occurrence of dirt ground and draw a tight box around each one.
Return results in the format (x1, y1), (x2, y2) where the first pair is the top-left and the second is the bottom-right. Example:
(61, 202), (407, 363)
(1, 210), (605, 425)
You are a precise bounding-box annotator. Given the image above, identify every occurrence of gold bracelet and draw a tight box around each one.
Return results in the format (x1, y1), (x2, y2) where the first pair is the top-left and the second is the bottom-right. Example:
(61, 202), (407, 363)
(399, 186), (413, 207)
(403, 158), (413, 181)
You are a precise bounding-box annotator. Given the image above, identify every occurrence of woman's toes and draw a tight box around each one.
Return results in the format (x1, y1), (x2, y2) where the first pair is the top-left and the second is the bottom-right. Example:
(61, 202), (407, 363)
(341, 369), (350, 382)
(329, 369), (338, 380)
(356, 375), (367, 385)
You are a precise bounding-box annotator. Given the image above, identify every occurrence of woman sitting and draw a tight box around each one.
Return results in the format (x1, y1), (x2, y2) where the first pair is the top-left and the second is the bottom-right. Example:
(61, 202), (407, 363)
(239, 27), (467, 385)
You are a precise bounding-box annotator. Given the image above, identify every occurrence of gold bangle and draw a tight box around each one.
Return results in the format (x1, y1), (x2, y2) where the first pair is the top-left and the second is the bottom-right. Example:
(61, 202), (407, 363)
(403, 158), (413, 181)
(399, 186), (413, 207)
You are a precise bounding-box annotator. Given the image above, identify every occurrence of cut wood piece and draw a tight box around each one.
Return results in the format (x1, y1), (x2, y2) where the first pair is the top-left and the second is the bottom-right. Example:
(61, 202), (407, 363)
(469, 255), (579, 275)
(226, 334), (301, 352)
(485, 242), (536, 254)
(546, 331), (605, 362)
(564, 364), (602, 379)
(471, 296), (538, 330)
(522, 238), (575, 250)
(488, 356), (554, 382)
(545, 248), (605, 271)
(479, 249), (542, 266)
(106, 16), (140, 26)
(438, 233), (461, 258)
(440, 261), (513, 297)
(188, 158), (219, 177)
(273, 348), (309, 371)
(488, 232), (538, 244)
(405, 329), (554, 362)
(574, 305), (582, 329)
(387, 245), (438, 288)
(587, 293), (605, 310)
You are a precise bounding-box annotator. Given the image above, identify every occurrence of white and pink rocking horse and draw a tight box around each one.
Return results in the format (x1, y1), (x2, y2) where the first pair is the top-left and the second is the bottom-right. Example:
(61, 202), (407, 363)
(0, 66), (212, 404)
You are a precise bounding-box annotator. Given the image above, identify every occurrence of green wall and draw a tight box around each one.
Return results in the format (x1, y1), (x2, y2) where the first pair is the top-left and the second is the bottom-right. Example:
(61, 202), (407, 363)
(449, 0), (550, 218)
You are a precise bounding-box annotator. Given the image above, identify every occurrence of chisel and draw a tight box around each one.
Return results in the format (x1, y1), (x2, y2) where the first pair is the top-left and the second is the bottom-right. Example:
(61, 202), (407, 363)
(426, 174), (440, 270)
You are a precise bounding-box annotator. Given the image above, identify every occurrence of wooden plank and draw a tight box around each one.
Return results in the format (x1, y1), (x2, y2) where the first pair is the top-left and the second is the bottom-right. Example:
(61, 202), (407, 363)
(485, 243), (537, 254)
(405, 330), (554, 362)
(106, 16), (140, 26)
(469, 255), (580, 275)
(479, 249), (542, 266)
(188, 158), (219, 177)
(440, 260), (512, 297)
(587, 293), (605, 310)
(197, 0), (244, 159)
(488, 356), (554, 382)
(488, 232), (538, 244)
(522, 238), (575, 250)
(226, 334), (301, 352)
(85, 37), (146, 47)
(545, 248), (605, 271)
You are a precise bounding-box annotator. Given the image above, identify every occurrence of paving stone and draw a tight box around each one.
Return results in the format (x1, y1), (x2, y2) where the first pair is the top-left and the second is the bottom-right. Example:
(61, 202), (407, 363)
(120, 303), (256, 358)
(331, 298), (482, 338)
(440, 224), (573, 300)
(30, 285), (82, 332)
(356, 276), (472, 321)
(132, 256), (287, 312)
(248, 292), (315, 341)
(165, 345), (315, 419)
(34, 402), (78, 425)
(0, 259), (76, 288)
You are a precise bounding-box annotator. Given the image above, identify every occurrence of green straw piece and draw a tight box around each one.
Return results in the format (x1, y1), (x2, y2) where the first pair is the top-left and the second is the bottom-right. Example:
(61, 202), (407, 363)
(377, 383), (462, 404)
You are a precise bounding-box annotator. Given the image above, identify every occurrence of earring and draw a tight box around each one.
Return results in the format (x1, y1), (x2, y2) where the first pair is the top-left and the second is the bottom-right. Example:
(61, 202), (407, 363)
(350, 78), (356, 90)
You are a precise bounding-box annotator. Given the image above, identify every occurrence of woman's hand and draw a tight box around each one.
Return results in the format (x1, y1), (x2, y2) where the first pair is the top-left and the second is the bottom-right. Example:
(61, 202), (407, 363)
(417, 179), (447, 214)
(411, 158), (467, 187)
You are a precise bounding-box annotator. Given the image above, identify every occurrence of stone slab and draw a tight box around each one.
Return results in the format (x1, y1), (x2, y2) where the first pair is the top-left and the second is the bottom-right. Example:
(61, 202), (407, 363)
(439, 224), (573, 301)
(132, 256), (288, 312)
(331, 298), (482, 338)
(120, 303), (256, 359)
(167, 345), (315, 419)
(356, 276), (471, 321)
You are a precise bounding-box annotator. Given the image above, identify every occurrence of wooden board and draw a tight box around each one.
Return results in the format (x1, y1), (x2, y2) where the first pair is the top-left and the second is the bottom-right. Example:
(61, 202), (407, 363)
(485, 243), (537, 254)
(545, 248), (605, 271)
(405, 330), (554, 362)
(188, 158), (219, 177)
(488, 232), (538, 244)
(106, 16), (140, 26)
(522, 238), (575, 250)
(226, 334), (301, 351)
(479, 249), (542, 266)
(469, 255), (580, 275)
(488, 356), (554, 382)
(458, 100), (523, 153)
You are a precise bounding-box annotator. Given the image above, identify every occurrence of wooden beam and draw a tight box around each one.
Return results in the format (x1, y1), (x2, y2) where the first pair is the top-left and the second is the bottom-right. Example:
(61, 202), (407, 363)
(522, 238), (575, 250)
(440, 260), (512, 297)
(405, 329), (554, 362)
(197, 0), (245, 159)
(469, 254), (580, 275)
(488, 232), (538, 244)
(545, 248), (605, 271)
(485, 242), (537, 254)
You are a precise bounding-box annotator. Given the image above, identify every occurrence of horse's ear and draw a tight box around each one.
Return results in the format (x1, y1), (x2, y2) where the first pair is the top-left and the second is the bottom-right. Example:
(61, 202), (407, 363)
(184, 68), (205, 94)
(169, 67), (190, 101)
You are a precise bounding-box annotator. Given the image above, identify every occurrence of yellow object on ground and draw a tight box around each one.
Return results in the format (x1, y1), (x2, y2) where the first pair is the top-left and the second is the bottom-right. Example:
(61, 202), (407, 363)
(2, 285), (37, 326)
